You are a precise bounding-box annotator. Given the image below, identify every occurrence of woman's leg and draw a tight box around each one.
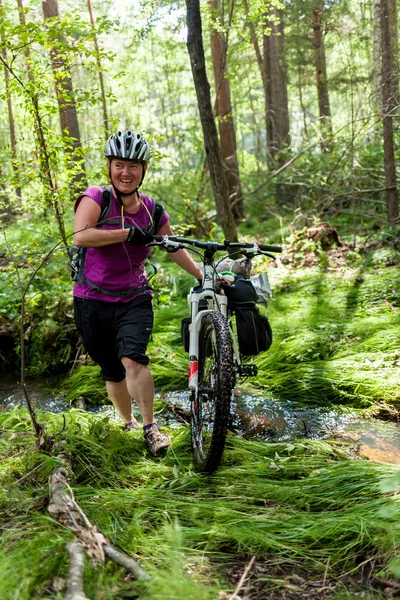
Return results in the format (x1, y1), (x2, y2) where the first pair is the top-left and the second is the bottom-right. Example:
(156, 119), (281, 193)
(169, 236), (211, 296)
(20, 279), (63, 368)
(105, 379), (137, 425)
(121, 357), (155, 426)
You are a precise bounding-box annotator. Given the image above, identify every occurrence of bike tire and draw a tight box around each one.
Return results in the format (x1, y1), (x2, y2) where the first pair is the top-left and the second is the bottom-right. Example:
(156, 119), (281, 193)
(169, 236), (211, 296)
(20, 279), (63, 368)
(191, 312), (234, 473)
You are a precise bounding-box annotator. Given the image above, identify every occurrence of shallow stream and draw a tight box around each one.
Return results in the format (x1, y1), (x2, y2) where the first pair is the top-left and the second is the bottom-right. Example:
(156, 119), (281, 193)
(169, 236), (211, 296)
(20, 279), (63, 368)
(1, 375), (399, 464)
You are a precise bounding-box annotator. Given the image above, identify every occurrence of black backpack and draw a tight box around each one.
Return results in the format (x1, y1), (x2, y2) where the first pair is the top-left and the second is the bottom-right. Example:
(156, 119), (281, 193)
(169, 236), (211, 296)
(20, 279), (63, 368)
(70, 186), (165, 297)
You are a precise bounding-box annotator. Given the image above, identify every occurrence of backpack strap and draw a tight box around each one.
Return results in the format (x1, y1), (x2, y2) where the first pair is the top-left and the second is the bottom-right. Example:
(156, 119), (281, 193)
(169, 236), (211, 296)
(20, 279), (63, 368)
(149, 201), (165, 234)
(73, 189), (164, 295)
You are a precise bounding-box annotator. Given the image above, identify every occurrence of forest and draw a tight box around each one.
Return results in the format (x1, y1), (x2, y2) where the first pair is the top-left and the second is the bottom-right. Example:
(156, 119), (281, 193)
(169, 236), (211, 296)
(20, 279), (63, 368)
(0, 0), (400, 598)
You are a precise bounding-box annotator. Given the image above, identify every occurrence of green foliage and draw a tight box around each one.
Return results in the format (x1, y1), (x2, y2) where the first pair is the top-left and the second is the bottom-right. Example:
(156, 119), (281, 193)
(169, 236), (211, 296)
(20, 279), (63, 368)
(254, 257), (400, 408)
(0, 410), (400, 598)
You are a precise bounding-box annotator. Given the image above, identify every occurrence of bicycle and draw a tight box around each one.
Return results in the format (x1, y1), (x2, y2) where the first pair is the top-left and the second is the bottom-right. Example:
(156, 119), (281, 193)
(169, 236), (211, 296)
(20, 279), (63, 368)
(149, 235), (282, 473)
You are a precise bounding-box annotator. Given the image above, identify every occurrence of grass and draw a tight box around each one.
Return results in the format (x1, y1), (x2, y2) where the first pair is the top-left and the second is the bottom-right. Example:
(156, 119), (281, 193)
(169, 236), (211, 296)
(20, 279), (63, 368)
(61, 248), (400, 411)
(0, 410), (399, 599)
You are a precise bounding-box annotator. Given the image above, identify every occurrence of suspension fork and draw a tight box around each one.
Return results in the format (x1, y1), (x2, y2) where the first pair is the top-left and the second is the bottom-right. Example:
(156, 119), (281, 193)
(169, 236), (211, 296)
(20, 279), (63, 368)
(187, 257), (228, 389)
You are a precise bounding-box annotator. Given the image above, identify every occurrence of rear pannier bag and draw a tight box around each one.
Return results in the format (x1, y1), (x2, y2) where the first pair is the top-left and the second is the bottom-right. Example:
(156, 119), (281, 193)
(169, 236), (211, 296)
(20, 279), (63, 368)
(235, 302), (273, 356)
(224, 276), (272, 356)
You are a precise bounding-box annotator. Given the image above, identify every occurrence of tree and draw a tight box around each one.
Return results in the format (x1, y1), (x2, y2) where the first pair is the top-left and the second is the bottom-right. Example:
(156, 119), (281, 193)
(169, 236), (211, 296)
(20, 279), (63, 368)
(186, 0), (237, 241)
(380, 0), (398, 224)
(311, 3), (333, 148)
(244, 1), (290, 168)
(86, 0), (109, 137)
(264, 5), (290, 165)
(209, 0), (243, 221)
(42, 0), (86, 193)
(1, 0), (20, 201)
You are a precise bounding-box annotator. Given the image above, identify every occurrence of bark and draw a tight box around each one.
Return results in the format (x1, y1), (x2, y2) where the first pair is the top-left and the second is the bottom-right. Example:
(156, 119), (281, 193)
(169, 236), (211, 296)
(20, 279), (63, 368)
(244, 1), (290, 167)
(388, 0), (398, 106)
(186, 0), (237, 241)
(312, 4), (333, 148)
(373, 0), (383, 113)
(380, 0), (399, 224)
(210, 0), (243, 221)
(48, 465), (150, 579)
(1, 0), (21, 200)
(86, 0), (109, 137)
(65, 542), (90, 600)
(263, 7), (290, 167)
(42, 0), (86, 192)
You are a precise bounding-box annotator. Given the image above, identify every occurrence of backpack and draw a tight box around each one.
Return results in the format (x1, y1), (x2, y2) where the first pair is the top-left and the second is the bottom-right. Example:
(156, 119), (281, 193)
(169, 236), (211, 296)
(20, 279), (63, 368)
(70, 186), (165, 297)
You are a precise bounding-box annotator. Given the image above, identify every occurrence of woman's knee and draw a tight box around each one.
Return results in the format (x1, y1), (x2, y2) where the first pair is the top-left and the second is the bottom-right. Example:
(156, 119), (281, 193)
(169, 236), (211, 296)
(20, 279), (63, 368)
(122, 356), (148, 376)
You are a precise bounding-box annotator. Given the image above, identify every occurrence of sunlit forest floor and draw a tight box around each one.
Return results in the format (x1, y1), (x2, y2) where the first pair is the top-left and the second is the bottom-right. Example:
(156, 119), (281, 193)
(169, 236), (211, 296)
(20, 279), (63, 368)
(1, 226), (400, 599)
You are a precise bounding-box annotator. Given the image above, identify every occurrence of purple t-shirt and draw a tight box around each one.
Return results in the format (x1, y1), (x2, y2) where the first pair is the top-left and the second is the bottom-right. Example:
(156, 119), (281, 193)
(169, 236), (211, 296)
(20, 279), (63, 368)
(73, 187), (169, 302)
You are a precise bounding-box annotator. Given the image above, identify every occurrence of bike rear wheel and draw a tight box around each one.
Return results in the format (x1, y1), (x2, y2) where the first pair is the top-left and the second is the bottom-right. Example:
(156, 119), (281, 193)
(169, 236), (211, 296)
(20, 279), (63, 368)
(191, 312), (233, 473)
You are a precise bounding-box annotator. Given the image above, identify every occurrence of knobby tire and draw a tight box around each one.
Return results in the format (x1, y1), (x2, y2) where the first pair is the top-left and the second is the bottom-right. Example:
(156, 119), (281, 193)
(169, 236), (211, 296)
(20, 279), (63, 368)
(191, 312), (233, 473)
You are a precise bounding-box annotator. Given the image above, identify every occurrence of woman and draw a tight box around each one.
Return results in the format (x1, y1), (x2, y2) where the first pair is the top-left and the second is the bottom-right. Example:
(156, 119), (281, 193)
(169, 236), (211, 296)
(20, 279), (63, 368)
(73, 130), (202, 455)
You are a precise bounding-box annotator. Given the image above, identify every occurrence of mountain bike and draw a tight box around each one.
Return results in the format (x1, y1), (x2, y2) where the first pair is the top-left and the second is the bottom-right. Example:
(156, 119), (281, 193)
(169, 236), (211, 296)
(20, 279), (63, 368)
(149, 235), (282, 473)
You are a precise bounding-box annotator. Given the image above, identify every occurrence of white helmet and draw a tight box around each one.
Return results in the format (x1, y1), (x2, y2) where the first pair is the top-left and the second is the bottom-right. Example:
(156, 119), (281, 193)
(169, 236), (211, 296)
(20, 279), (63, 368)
(105, 130), (150, 163)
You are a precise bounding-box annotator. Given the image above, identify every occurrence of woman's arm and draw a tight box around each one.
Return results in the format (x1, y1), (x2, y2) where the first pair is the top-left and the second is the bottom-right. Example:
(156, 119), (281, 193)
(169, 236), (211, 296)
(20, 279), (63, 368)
(73, 196), (129, 247)
(158, 221), (203, 281)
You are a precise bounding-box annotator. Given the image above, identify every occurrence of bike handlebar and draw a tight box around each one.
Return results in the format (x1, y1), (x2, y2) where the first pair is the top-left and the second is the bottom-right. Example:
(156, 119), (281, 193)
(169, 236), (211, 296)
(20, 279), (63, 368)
(150, 235), (282, 254)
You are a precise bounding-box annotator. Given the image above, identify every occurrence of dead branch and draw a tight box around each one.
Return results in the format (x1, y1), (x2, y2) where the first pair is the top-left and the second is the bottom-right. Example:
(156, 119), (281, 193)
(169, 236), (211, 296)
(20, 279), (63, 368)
(103, 545), (150, 580)
(48, 465), (150, 581)
(229, 555), (256, 600)
(65, 542), (90, 600)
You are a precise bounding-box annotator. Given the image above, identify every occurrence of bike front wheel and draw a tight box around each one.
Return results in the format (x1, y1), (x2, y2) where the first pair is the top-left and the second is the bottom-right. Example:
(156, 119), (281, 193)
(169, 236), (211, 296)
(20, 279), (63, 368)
(191, 312), (234, 473)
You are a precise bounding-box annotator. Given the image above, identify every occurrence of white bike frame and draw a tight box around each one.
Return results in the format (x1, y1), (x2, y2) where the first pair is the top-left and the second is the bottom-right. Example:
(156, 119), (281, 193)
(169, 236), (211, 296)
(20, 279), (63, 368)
(187, 261), (241, 390)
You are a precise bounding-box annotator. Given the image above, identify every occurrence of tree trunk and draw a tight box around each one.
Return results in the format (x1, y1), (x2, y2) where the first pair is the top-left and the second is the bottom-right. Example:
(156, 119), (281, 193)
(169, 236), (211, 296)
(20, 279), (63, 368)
(244, 0), (290, 168)
(263, 7), (290, 167)
(1, 0), (21, 201)
(42, 0), (86, 193)
(388, 0), (399, 107)
(380, 0), (399, 224)
(86, 0), (109, 137)
(210, 0), (243, 222)
(312, 4), (333, 148)
(373, 0), (383, 113)
(186, 0), (237, 241)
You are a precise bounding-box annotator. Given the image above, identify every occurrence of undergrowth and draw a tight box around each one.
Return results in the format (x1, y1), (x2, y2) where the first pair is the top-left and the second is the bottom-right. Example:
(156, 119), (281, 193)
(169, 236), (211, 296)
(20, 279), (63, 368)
(0, 409), (399, 599)
(61, 246), (400, 412)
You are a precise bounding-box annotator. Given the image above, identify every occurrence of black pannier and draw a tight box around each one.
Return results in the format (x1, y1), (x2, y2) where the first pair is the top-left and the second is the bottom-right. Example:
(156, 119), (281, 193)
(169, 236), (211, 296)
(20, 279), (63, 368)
(234, 303), (272, 356)
(224, 276), (273, 356)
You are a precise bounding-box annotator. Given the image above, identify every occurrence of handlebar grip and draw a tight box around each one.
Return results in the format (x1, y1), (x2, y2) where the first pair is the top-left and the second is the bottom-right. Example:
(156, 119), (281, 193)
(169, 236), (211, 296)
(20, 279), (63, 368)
(258, 244), (283, 253)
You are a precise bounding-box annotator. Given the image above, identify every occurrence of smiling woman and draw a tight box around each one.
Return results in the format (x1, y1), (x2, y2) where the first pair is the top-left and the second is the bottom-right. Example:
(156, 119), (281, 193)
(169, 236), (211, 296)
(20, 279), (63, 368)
(72, 129), (203, 457)
(109, 160), (145, 203)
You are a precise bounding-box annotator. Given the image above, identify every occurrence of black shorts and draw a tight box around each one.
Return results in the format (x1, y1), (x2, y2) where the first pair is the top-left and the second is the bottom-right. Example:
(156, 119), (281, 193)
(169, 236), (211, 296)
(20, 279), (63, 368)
(73, 294), (153, 382)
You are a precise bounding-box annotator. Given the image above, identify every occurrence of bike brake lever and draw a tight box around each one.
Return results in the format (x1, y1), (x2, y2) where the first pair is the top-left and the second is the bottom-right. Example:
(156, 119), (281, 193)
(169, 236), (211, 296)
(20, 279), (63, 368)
(146, 241), (165, 248)
(260, 251), (277, 260)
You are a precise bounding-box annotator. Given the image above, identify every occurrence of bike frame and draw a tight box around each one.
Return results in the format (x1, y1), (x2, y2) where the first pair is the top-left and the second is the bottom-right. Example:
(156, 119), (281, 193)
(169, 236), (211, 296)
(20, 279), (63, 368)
(187, 253), (240, 390)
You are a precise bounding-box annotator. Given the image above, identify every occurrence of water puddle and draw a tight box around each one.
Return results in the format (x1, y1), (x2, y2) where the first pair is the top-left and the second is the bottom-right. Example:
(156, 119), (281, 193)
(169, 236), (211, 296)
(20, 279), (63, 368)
(0, 374), (69, 413)
(1, 377), (399, 465)
(162, 389), (400, 465)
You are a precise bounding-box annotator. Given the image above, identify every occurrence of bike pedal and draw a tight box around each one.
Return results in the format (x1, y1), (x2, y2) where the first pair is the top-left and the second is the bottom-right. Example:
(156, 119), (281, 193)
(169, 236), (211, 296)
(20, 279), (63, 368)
(198, 386), (214, 395)
(237, 364), (258, 377)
